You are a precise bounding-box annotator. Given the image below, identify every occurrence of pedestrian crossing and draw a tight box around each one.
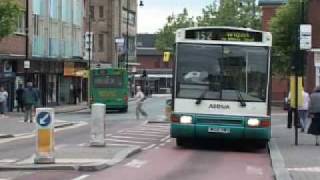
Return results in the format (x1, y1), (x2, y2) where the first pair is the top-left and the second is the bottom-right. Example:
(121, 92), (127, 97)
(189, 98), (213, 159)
(105, 123), (171, 150)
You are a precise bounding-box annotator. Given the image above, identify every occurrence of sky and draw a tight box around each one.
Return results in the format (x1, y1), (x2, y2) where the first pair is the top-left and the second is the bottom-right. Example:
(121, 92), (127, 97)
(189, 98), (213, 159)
(137, 0), (214, 33)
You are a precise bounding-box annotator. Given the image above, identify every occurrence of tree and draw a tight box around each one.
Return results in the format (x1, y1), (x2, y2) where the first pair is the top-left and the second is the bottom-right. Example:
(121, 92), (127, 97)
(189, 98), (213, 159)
(0, 0), (21, 40)
(269, 0), (303, 76)
(155, 8), (195, 52)
(197, 0), (261, 29)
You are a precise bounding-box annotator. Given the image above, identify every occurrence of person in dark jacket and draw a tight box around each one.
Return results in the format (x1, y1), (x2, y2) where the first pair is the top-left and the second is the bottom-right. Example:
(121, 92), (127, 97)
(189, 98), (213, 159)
(16, 84), (24, 112)
(308, 86), (320, 145)
(23, 82), (38, 123)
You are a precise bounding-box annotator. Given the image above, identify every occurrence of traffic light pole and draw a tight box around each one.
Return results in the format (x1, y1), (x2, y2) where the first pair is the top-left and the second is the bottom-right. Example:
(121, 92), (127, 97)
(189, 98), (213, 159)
(294, 0), (305, 146)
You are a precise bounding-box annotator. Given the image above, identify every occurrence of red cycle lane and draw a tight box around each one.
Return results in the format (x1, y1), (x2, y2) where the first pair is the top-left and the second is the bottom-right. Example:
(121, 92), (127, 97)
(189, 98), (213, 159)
(89, 141), (274, 180)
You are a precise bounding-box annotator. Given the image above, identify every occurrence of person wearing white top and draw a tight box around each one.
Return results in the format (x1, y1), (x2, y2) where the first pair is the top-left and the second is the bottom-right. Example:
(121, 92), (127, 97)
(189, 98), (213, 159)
(298, 90), (310, 132)
(0, 86), (8, 115)
(134, 86), (148, 120)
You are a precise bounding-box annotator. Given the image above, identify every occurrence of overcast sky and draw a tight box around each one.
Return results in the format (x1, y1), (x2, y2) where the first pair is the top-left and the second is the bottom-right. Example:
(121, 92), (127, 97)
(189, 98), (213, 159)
(137, 0), (214, 33)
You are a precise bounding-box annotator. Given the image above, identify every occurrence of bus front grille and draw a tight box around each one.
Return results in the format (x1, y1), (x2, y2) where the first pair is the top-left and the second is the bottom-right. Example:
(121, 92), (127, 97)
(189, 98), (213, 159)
(196, 119), (243, 126)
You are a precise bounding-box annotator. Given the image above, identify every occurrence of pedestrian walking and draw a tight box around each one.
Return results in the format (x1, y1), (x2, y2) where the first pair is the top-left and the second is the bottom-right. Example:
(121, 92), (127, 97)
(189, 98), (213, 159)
(23, 82), (38, 123)
(134, 86), (148, 120)
(16, 84), (24, 112)
(298, 89), (310, 132)
(307, 86), (320, 146)
(0, 86), (8, 116)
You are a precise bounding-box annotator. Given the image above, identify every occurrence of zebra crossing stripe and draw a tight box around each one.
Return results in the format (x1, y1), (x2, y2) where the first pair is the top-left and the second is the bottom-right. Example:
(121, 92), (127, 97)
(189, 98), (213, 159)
(110, 135), (158, 141)
(133, 128), (169, 133)
(105, 138), (147, 144)
(120, 132), (165, 137)
(123, 130), (167, 135)
(288, 167), (320, 172)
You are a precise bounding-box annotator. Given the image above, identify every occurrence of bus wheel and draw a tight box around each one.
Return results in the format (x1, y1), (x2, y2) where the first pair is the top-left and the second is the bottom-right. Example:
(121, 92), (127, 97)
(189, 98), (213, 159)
(176, 138), (188, 147)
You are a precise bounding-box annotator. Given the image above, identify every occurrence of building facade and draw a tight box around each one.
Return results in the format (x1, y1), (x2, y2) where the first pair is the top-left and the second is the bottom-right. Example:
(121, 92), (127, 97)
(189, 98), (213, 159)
(259, 0), (320, 100)
(0, 0), (87, 111)
(136, 34), (173, 94)
(88, 0), (138, 69)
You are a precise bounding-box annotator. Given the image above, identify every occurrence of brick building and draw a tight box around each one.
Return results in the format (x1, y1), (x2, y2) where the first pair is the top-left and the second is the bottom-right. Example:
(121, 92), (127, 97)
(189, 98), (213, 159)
(136, 34), (173, 94)
(88, 0), (138, 69)
(259, 0), (320, 99)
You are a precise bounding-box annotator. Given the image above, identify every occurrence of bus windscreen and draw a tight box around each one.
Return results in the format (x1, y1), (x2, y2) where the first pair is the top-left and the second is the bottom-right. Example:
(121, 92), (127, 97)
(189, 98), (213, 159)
(93, 75), (123, 88)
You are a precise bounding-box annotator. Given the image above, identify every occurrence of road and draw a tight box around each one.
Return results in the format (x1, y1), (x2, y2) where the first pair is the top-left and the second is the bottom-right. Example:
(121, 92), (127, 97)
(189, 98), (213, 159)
(0, 96), (274, 180)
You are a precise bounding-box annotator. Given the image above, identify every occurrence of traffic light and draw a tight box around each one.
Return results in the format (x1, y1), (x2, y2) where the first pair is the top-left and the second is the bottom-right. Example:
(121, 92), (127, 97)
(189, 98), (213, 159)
(142, 70), (147, 78)
(163, 52), (170, 62)
(84, 32), (93, 61)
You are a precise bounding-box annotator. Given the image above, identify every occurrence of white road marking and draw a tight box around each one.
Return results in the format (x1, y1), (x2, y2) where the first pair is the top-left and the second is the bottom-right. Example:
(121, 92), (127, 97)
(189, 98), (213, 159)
(160, 135), (170, 142)
(110, 135), (158, 141)
(0, 159), (17, 163)
(159, 143), (166, 146)
(288, 167), (320, 172)
(106, 143), (138, 147)
(105, 138), (147, 144)
(123, 130), (167, 135)
(119, 132), (165, 137)
(132, 129), (169, 133)
(0, 122), (87, 145)
(142, 124), (170, 128)
(246, 166), (263, 176)
(142, 144), (157, 151)
(125, 159), (147, 168)
(71, 174), (90, 180)
(105, 134), (112, 137)
(166, 139), (172, 143)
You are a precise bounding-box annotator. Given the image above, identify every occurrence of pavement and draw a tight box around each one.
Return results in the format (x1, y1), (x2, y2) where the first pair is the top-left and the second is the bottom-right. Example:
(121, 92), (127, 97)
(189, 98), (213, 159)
(270, 106), (320, 180)
(0, 144), (140, 172)
(0, 102), (89, 138)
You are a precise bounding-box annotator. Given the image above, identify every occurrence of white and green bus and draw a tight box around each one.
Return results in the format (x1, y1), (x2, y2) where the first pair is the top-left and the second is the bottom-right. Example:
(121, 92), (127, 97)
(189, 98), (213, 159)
(170, 27), (272, 147)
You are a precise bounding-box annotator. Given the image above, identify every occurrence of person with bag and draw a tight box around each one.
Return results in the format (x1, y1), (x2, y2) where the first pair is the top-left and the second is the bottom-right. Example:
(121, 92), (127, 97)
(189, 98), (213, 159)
(0, 86), (8, 115)
(23, 82), (38, 123)
(134, 86), (148, 120)
(307, 86), (320, 145)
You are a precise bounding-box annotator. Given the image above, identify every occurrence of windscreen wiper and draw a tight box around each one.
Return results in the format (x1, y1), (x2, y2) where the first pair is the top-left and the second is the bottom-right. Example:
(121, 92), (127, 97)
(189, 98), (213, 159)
(195, 89), (208, 105)
(237, 90), (246, 107)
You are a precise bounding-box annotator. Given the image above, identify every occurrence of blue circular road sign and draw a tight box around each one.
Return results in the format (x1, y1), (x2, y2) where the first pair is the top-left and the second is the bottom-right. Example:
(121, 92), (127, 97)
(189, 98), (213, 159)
(36, 112), (52, 127)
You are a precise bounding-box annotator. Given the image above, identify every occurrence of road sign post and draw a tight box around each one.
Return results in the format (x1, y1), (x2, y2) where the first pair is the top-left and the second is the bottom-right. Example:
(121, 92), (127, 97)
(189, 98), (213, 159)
(34, 108), (55, 164)
(90, 103), (106, 147)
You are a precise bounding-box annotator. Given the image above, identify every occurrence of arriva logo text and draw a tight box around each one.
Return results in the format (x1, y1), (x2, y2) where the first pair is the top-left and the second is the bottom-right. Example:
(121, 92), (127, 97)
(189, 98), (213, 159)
(209, 104), (230, 109)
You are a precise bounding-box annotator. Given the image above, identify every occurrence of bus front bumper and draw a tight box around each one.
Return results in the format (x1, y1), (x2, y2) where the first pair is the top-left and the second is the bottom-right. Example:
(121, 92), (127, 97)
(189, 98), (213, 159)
(171, 123), (270, 140)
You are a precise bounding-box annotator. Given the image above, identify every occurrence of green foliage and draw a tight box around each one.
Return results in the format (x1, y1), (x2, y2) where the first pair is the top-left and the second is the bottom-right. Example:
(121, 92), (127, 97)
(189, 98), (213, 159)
(155, 0), (261, 52)
(155, 8), (194, 52)
(270, 0), (303, 76)
(0, 0), (21, 39)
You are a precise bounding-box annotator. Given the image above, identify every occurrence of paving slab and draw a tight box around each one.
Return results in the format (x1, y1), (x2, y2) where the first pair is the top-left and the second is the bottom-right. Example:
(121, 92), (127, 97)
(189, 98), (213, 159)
(0, 144), (141, 172)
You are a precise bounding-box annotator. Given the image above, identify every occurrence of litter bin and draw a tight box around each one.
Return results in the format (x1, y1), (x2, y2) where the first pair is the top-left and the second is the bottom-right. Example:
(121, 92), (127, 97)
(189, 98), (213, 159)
(165, 99), (172, 121)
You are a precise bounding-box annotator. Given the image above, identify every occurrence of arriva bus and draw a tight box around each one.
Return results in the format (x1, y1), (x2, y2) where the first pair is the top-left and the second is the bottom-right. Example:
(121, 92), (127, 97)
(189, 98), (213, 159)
(171, 27), (272, 147)
(90, 68), (128, 112)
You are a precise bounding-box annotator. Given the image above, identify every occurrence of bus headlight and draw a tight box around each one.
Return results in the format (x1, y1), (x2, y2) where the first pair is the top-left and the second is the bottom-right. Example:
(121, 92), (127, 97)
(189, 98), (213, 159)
(247, 118), (260, 127)
(180, 116), (192, 124)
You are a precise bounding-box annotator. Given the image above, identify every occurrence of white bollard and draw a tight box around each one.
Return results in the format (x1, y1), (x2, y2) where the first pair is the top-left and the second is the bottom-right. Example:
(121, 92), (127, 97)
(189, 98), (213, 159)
(90, 103), (106, 147)
(34, 108), (55, 164)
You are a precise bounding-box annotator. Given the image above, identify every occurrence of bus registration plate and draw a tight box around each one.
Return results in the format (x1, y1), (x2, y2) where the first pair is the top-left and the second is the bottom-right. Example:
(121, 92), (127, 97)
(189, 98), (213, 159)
(208, 127), (230, 134)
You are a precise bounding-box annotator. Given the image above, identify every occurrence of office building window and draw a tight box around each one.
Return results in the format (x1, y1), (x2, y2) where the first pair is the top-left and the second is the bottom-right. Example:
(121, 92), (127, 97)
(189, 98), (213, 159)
(122, 9), (136, 25)
(16, 12), (25, 34)
(99, 6), (104, 18)
(89, 6), (95, 20)
(98, 34), (104, 52)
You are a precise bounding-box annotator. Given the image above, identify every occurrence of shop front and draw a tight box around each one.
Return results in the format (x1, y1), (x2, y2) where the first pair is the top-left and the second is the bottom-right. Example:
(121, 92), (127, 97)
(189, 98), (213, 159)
(61, 62), (88, 105)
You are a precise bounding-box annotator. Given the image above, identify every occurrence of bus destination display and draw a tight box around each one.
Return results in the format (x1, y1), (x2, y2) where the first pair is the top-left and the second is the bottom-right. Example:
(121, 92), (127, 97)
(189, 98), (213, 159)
(185, 29), (263, 42)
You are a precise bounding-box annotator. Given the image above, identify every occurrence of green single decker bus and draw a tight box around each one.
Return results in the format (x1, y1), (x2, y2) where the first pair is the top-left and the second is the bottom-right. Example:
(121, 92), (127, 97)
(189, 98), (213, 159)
(90, 68), (129, 112)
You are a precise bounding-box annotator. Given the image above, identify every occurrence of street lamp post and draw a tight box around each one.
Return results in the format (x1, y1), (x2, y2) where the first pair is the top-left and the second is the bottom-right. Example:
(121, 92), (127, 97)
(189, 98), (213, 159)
(293, 0), (306, 146)
(126, 0), (130, 70)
